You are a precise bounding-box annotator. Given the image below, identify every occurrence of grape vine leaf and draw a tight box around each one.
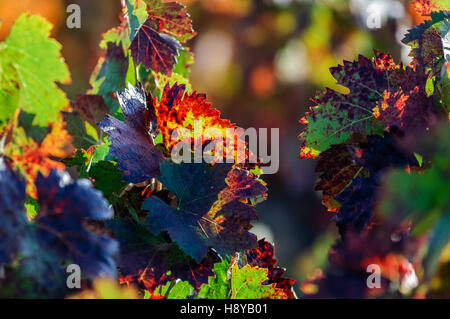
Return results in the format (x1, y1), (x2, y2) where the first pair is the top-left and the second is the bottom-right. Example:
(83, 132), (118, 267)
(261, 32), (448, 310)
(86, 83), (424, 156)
(152, 83), (246, 163)
(299, 52), (392, 158)
(34, 170), (119, 279)
(403, 11), (448, 78)
(144, 0), (195, 42)
(404, 11), (449, 41)
(0, 159), (67, 298)
(143, 161), (230, 261)
(99, 84), (163, 184)
(198, 257), (231, 298)
(199, 258), (287, 299)
(143, 161), (264, 262)
(130, 20), (182, 75)
(129, 0), (195, 75)
(246, 239), (296, 299)
(0, 162), (119, 295)
(107, 217), (219, 293)
(0, 14), (70, 128)
(402, 9), (449, 74)
(5, 119), (74, 198)
(230, 264), (287, 299)
(154, 280), (194, 299)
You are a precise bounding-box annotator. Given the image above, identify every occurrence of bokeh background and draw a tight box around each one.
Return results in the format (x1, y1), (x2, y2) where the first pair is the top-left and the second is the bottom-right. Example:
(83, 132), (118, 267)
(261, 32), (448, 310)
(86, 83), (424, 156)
(0, 0), (425, 295)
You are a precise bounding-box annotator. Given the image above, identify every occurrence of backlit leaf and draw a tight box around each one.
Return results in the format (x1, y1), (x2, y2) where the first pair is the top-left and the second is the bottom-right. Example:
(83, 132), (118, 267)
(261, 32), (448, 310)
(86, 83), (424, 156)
(129, 0), (195, 75)
(0, 14), (70, 128)
(152, 83), (248, 163)
(5, 119), (74, 198)
(198, 257), (231, 299)
(199, 257), (287, 299)
(230, 264), (286, 299)
(143, 161), (264, 261)
(130, 20), (182, 75)
(246, 239), (296, 299)
(411, 0), (450, 15)
(153, 280), (194, 299)
(299, 52), (393, 158)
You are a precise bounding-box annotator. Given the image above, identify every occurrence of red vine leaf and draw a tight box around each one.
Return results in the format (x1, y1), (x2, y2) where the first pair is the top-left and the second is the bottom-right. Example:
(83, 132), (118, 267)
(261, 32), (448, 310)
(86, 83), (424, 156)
(145, 0), (195, 41)
(6, 118), (74, 198)
(246, 239), (296, 299)
(143, 161), (264, 262)
(152, 83), (249, 163)
(373, 86), (430, 133)
(298, 51), (396, 158)
(130, 20), (182, 75)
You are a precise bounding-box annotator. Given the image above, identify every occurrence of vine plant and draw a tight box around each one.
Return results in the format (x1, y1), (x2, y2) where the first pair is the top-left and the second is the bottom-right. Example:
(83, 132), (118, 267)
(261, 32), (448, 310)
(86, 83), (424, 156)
(299, 0), (450, 298)
(0, 0), (294, 299)
(0, 0), (448, 299)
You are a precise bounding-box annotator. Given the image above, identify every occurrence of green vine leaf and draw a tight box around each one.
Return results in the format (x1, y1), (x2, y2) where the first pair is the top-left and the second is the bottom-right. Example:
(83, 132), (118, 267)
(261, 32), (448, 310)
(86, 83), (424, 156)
(199, 257), (287, 299)
(230, 264), (286, 299)
(155, 280), (194, 299)
(0, 14), (70, 128)
(198, 257), (231, 299)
